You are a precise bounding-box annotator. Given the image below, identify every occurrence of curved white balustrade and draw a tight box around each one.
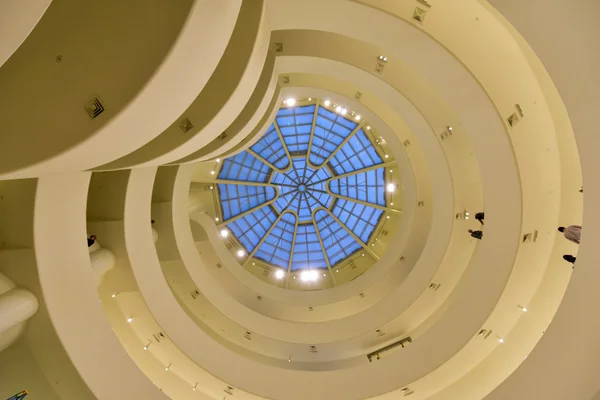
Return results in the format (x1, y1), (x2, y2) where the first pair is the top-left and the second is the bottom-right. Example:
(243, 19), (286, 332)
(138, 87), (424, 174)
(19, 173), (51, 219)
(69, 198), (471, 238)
(0, 272), (38, 352)
(0, 0), (242, 179)
(33, 172), (170, 399)
(0, 0), (52, 68)
(89, 248), (116, 284)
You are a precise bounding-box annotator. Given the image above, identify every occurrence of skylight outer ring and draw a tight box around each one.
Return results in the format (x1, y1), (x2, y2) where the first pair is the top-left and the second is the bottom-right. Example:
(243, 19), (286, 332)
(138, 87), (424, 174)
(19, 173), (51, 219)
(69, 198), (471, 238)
(217, 100), (388, 284)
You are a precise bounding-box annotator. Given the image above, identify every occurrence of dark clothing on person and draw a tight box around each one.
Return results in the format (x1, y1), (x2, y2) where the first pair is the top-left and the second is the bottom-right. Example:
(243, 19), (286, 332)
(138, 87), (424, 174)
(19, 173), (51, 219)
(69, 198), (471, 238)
(469, 230), (483, 240)
(87, 237), (96, 247)
(475, 212), (485, 225)
(563, 255), (577, 264)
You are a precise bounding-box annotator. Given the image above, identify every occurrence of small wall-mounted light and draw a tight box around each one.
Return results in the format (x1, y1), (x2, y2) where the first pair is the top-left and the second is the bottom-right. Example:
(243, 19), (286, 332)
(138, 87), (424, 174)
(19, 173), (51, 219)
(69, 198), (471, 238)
(285, 98), (296, 107)
(387, 183), (396, 193)
(215, 217), (219, 222)
(324, 99), (331, 106)
(111, 293), (116, 298)
(300, 270), (319, 282)
(209, 185), (214, 190)
(210, 170), (215, 175)
(497, 337), (505, 343)
(378, 55), (388, 62)
(385, 154), (389, 159)
(216, 158), (221, 163)
(519, 305), (528, 312)
(308, 97), (312, 101)
(448, 126), (453, 131)
(165, 363), (171, 371)
(220, 229), (229, 238)
(127, 317), (133, 323)
(341, 108), (347, 115)
(143, 342), (151, 350)
(193, 383), (198, 391)
(362, 253), (365, 257)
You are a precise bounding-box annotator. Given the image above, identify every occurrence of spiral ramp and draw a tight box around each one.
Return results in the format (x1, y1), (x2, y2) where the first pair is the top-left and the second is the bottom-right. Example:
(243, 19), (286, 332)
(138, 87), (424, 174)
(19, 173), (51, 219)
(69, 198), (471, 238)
(0, 0), (596, 399)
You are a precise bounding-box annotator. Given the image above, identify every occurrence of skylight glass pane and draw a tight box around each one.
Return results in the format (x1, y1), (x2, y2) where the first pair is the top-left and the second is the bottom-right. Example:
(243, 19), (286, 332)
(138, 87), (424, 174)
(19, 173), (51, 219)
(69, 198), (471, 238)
(331, 199), (383, 243)
(309, 107), (357, 166)
(254, 212), (296, 269)
(218, 184), (276, 221)
(276, 105), (315, 155)
(292, 223), (327, 270)
(250, 124), (290, 170)
(227, 205), (278, 253)
(328, 130), (383, 175)
(314, 210), (362, 265)
(329, 168), (386, 206)
(218, 151), (271, 183)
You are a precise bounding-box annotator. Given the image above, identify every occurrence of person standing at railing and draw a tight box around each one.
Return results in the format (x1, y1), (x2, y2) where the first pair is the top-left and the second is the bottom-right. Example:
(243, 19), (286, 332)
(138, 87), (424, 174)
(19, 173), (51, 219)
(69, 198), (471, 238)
(558, 225), (582, 244)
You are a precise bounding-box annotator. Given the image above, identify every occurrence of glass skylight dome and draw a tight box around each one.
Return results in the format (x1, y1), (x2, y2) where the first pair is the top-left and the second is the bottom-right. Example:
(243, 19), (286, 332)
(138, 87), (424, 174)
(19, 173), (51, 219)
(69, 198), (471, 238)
(216, 99), (394, 287)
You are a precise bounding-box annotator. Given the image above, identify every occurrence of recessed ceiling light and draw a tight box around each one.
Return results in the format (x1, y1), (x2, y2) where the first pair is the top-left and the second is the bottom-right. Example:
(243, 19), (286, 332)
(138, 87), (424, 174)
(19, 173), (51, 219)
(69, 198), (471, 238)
(300, 269), (319, 282)
(210, 186), (214, 190)
(324, 100), (331, 106)
(498, 338), (504, 343)
(215, 217), (219, 222)
(355, 115), (361, 121)
(387, 216), (390, 219)
(341, 108), (347, 115)
(111, 293), (116, 298)
(220, 229), (229, 238)
(448, 126), (453, 131)
(362, 253), (365, 257)
(275, 269), (285, 279)
(285, 98), (296, 107)
(336, 106), (342, 113)
(237, 249), (245, 257)
(308, 97), (312, 101)
(387, 183), (396, 193)
(385, 155), (389, 159)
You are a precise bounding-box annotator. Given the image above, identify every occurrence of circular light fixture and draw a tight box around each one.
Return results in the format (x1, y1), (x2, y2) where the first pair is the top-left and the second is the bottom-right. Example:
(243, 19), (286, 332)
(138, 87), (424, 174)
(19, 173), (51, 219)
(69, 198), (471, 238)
(210, 170), (215, 175)
(387, 183), (396, 193)
(220, 229), (229, 238)
(285, 98), (296, 107)
(275, 269), (285, 280)
(300, 269), (319, 282)
(127, 317), (133, 323)
(366, 125), (371, 130)
(237, 249), (245, 257)
(341, 108), (347, 115)
(336, 106), (342, 113)
(355, 115), (361, 121)
(216, 158), (221, 162)
(215, 217), (219, 222)
(324, 99), (331, 106)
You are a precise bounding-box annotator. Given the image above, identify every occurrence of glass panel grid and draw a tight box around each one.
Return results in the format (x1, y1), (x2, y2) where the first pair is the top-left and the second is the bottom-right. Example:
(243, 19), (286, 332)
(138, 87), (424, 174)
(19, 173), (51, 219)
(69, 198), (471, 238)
(250, 124), (290, 169)
(255, 213), (296, 268)
(218, 151), (270, 183)
(227, 205), (278, 253)
(276, 105), (316, 155)
(309, 107), (357, 166)
(332, 199), (383, 243)
(291, 223), (327, 270)
(218, 184), (276, 221)
(329, 168), (386, 206)
(328, 130), (383, 175)
(315, 210), (362, 265)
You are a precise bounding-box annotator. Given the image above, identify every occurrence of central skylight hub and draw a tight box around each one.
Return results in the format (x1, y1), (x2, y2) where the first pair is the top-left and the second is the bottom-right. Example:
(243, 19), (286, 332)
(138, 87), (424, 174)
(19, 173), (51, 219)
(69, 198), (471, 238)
(271, 158), (332, 222)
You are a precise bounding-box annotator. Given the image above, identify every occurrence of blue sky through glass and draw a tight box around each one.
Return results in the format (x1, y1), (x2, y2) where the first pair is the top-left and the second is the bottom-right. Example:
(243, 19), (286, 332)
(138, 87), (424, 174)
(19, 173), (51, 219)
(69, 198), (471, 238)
(218, 101), (387, 273)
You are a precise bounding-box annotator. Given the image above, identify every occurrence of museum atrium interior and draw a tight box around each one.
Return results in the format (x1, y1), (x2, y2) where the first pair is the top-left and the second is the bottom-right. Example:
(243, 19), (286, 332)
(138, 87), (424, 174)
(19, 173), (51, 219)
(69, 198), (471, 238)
(0, 0), (598, 399)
